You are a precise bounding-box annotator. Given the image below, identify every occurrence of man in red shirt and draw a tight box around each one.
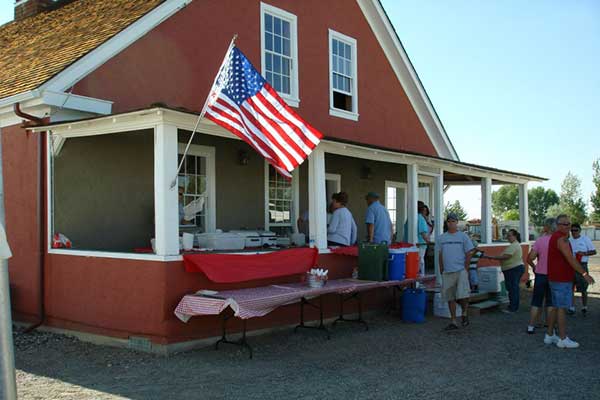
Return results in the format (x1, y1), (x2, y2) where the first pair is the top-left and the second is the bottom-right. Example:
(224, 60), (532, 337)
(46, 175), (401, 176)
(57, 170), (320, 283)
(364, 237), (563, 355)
(545, 214), (595, 348)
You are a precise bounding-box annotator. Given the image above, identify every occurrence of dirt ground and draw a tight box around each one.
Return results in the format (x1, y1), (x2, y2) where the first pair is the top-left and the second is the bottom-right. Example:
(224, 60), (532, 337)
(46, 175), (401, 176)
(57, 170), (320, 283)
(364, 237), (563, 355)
(11, 245), (600, 400)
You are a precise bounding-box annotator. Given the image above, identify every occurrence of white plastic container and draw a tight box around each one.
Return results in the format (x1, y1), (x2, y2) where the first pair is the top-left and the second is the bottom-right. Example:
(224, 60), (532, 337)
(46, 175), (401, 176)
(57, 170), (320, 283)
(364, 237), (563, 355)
(433, 292), (462, 318)
(478, 266), (504, 293)
(229, 230), (262, 248)
(196, 233), (245, 250)
(258, 231), (277, 247)
(182, 233), (194, 250)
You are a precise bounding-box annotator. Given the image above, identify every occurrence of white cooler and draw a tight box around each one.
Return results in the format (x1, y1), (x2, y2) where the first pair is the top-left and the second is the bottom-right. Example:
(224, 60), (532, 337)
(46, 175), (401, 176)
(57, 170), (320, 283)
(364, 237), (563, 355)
(196, 232), (245, 250)
(478, 266), (504, 293)
(433, 292), (462, 318)
(229, 230), (262, 248)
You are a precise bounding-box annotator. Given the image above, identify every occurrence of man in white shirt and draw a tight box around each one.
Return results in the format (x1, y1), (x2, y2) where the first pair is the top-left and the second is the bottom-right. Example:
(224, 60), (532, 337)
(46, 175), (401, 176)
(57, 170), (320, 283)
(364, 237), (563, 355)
(568, 223), (596, 315)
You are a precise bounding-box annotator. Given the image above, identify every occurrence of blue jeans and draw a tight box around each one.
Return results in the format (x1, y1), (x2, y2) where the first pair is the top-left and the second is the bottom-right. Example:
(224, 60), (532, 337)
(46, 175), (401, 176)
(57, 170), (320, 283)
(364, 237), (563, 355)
(503, 265), (525, 312)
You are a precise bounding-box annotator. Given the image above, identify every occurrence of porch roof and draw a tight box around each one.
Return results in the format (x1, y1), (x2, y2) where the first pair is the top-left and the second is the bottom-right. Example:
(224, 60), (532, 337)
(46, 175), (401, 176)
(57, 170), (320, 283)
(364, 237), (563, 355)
(32, 106), (546, 185)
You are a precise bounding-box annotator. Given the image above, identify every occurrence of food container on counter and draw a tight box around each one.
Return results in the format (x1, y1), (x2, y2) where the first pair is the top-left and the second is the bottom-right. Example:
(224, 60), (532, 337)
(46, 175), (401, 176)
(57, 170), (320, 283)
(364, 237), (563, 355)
(229, 230), (262, 248)
(257, 230), (277, 247)
(195, 232), (245, 250)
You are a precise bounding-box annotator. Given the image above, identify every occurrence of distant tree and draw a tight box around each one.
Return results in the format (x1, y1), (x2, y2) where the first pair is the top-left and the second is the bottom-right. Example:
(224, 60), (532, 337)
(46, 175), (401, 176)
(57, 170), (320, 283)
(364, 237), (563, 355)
(503, 209), (520, 221)
(492, 185), (519, 218)
(444, 200), (468, 221)
(528, 186), (559, 227)
(545, 172), (587, 224)
(591, 159), (600, 224)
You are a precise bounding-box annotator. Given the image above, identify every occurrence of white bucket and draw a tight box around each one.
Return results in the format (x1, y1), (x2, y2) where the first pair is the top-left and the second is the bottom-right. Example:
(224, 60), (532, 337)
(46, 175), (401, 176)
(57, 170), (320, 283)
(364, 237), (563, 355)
(182, 233), (194, 251)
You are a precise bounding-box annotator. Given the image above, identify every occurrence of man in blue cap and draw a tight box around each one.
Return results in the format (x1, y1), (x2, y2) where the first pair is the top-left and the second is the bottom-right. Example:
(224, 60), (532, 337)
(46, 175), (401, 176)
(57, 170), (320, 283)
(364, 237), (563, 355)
(365, 192), (393, 244)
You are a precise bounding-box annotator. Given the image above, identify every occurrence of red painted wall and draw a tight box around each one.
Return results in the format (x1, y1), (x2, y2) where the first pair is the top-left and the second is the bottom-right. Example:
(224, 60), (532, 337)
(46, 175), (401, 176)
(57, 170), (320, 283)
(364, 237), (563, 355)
(74, 0), (438, 156)
(2, 123), (43, 319)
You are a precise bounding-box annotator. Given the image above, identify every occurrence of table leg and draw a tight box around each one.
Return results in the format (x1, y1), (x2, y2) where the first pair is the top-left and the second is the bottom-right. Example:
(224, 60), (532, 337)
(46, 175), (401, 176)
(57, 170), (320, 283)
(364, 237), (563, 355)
(293, 297), (331, 339)
(332, 292), (369, 331)
(215, 314), (253, 359)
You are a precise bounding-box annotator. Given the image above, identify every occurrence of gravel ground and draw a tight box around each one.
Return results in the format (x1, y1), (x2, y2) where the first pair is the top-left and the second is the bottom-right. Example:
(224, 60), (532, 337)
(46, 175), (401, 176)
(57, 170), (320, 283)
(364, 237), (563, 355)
(12, 250), (600, 400)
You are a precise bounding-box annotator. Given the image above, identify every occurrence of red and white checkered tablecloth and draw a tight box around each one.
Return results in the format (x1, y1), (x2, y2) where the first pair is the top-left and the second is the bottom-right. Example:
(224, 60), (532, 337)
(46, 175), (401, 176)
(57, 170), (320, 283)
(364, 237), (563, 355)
(174, 276), (435, 321)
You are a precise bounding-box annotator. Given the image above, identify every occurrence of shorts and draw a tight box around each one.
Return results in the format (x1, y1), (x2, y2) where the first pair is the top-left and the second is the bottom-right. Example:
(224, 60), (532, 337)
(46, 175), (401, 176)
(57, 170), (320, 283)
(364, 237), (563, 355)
(574, 262), (589, 293)
(531, 273), (552, 308)
(549, 281), (574, 309)
(442, 269), (471, 301)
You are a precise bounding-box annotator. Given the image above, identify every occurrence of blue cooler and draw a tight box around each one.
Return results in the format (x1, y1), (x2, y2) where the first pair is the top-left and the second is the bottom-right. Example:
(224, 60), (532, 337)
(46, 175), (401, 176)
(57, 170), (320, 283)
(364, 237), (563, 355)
(402, 288), (427, 323)
(388, 249), (407, 280)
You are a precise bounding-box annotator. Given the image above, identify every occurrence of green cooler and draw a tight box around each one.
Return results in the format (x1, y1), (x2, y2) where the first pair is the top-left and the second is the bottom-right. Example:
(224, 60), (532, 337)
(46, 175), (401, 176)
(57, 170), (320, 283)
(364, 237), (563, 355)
(358, 242), (389, 281)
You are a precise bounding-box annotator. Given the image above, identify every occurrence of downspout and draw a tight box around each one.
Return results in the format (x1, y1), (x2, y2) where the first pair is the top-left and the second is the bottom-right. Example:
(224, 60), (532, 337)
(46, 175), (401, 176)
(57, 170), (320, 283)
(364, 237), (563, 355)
(14, 103), (46, 332)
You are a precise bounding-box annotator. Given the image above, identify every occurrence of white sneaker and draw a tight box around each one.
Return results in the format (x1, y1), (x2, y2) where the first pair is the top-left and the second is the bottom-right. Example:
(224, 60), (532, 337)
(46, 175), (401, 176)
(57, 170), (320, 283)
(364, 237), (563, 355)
(544, 333), (559, 345)
(556, 337), (579, 349)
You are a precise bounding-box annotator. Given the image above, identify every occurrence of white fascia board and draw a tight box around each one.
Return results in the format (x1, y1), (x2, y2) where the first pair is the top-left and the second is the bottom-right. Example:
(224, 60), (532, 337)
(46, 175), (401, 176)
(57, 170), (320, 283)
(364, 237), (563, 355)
(356, 0), (459, 161)
(41, 0), (193, 93)
(42, 90), (113, 115)
(320, 140), (540, 184)
(0, 90), (39, 108)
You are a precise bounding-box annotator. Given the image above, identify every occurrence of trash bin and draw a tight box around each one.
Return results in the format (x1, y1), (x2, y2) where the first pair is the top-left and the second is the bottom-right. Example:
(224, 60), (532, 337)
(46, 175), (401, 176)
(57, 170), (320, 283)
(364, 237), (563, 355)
(403, 288), (427, 323)
(358, 242), (389, 281)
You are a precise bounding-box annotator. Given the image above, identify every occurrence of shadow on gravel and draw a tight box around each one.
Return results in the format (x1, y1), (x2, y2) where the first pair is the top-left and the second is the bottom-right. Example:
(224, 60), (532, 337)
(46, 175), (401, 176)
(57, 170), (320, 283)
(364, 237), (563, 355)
(13, 286), (600, 400)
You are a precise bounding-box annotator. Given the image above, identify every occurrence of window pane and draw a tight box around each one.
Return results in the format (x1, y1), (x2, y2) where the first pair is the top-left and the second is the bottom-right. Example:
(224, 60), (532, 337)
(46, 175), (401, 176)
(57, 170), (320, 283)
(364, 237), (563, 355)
(332, 39), (338, 55)
(283, 38), (290, 57)
(346, 60), (351, 75)
(273, 74), (281, 91)
(282, 20), (290, 38)
(282, 76), (290, 94)
(274, 17), (281, 35)
(282, 58), (289, 76)
(345, 44), (352, 60)
(266, 72), (273, 84)
(273, 55), (281, 73)
(274, 35), (282, 54)
(265, 14), (273, 33)
(338, 41), (344, 58)
(265, 32), (273, 51)
(266, 53), (272, 71)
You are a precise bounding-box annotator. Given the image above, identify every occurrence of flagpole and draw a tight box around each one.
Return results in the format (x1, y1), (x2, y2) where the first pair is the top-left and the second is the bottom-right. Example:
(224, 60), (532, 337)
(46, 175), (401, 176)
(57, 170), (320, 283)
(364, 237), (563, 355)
(170, 34), (238, 189)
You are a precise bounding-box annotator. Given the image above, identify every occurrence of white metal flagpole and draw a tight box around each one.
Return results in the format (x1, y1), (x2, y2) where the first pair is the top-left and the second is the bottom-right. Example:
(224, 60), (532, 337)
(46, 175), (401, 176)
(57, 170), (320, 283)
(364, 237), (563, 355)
(0, 127), (17, 400)
(169, 34), (238, 189)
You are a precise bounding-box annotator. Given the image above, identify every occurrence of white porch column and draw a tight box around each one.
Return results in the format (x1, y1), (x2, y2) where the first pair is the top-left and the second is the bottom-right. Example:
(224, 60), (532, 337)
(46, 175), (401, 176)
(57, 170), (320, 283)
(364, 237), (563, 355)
(154, 123), (180, 256)
(433, 171), (444, 283)
(481, 177), (493, 244)
(406, 163), (418, 244)
(519, 182), (529, 242)
(308, 147), (327, 249)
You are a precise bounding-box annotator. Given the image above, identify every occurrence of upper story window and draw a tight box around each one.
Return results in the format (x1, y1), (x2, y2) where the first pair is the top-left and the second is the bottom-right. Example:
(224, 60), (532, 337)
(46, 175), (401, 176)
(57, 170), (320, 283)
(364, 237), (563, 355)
(329, 29), (358, 121)
(261, 2), (299, 107)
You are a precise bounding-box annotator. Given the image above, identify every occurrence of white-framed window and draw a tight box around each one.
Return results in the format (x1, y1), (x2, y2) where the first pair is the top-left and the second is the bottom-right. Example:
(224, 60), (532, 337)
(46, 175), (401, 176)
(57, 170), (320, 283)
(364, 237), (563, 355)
(261, 2), (299, 107)
(264, 162), (299, 233)
(328, 29), (358, 120)
(178, 144), (216, 233)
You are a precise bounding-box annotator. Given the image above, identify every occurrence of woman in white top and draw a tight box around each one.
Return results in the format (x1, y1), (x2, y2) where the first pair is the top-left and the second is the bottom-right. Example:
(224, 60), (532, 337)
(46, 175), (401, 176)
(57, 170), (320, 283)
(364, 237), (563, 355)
(327, 192), (358, 247)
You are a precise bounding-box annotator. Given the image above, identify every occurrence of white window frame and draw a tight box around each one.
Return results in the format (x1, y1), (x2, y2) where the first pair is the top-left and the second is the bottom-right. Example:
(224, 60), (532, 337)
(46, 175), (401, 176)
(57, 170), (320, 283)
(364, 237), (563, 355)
(418, 174), (435, 216)
(385, 181), (407, 236)
(328, 29), (358, 121)
(260, 2), (300, 107)
(264, 161), (300, 230)
(178, 143), (216, 233)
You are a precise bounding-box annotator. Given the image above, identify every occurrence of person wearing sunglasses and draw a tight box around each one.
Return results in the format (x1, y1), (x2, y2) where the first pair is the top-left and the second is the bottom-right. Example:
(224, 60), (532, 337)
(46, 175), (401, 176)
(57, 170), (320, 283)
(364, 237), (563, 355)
(545, 215), (595, 349)
(568, 223), (596, 315)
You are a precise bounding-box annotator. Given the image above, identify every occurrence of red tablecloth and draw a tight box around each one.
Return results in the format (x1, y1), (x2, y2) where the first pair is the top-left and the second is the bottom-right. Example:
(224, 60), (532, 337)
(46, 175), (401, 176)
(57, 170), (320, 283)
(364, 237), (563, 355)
(183, 247), (318, 283)
(330, 242), (415, 257)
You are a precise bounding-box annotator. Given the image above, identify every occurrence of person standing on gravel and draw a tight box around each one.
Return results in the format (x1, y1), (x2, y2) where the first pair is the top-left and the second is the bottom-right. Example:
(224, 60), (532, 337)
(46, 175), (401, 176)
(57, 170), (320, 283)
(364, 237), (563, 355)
(526, 218), (555, 334)
(437, 213), (475, 330)
(568, 223), (596, 315)
(545, 215), (595, 349)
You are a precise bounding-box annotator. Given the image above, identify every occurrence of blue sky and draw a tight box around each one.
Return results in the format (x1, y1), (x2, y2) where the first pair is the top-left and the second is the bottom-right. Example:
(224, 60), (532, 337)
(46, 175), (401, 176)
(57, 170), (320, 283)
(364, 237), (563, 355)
(1, 1), (599, 218)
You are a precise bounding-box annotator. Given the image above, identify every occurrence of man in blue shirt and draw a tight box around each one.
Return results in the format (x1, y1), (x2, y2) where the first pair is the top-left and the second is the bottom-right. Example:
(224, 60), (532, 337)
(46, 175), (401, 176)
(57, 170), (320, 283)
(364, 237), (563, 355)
(365, 192), (392, 244)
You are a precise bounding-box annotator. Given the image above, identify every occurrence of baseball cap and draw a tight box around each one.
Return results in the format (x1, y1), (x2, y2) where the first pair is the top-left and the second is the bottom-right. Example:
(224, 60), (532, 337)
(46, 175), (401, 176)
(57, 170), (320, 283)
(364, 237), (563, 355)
(446, 213), (459, 221)
(365, 192), (380, 199)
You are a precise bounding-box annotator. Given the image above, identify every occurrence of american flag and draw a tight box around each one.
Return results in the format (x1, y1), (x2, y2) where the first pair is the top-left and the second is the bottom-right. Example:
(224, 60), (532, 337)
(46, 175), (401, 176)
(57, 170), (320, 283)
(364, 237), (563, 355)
(204, 46), (323, 179)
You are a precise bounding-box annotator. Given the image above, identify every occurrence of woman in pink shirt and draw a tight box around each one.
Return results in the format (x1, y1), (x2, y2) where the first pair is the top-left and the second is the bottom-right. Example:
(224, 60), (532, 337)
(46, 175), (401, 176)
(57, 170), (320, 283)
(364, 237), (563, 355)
(525, 218), (556, 334)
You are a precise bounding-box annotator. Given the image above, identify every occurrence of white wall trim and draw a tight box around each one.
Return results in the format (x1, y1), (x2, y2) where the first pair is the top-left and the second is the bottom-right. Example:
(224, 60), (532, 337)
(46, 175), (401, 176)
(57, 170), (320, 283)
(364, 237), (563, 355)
(260, 2), (300, 108)
(48, 249), (183, 262)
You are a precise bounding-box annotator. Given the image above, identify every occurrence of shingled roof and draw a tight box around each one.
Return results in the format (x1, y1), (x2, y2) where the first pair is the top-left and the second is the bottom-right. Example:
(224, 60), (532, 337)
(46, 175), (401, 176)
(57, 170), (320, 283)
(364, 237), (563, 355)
(0, 0), (165, 100)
